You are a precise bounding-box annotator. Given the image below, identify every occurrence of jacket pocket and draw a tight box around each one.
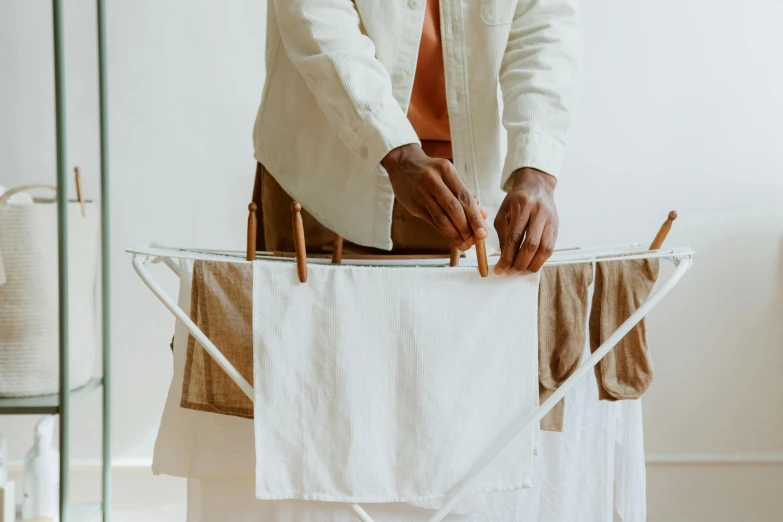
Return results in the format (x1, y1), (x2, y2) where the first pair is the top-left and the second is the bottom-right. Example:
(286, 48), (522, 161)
(481, 0), (517, 25)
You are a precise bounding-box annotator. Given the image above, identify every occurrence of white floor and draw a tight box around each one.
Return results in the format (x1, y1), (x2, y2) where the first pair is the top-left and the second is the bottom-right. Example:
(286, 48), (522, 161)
(99, 469), (186, 522)
(8, 467), (186, 522)
(10, 465), (783, 521)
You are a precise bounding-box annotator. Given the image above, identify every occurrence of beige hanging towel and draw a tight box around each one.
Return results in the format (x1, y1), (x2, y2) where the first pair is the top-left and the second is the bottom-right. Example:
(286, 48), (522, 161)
(181, 260), (599, 430)
(538, 263), (593, 431)
(252, 261), (540, 502)
(590, 259), (660, 401)
(181, 260), (254, 418)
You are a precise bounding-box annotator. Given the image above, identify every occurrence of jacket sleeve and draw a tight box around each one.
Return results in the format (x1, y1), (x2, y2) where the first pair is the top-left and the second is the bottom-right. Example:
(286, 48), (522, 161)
(498, 0), (583, 189)
(271, 0), (420, 171)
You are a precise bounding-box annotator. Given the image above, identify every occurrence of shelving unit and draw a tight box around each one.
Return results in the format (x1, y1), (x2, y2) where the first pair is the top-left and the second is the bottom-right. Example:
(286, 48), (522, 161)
(0, 378), (103, 416)
(14, 503), (102, 522)
(0, 1), (112, 521)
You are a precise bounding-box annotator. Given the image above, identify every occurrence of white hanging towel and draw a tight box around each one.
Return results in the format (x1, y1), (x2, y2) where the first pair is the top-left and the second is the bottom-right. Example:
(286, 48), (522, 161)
(185, 363), (642, 522)
(252, 261), (540, 503)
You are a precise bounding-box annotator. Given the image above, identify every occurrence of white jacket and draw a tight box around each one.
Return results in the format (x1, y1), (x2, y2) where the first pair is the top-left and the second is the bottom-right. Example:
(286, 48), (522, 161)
(253, 0), (582, 250)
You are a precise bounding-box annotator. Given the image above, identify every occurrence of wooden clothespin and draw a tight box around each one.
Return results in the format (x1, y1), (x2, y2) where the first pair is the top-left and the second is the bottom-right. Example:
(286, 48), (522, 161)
(331, 235), (344, 264)
(74, 166), (86, 217)
(649, 210), (678, 250)
(291, 201), (307, 282)
(474, 199), (488, 277)
(246, 202), (257, 261)
(449, 246), (460, 267)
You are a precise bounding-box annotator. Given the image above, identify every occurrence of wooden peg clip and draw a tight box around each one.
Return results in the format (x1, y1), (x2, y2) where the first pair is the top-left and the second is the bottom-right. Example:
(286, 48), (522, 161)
(291, 201), (307, 282)
(449, 246), (460, 267)
(475, 239), (488, 277)
(246, 202), (257, 261)
(474, 199), (488, 277)
(649, 210), (678, 250)
(74, 166), (86, 217)
(331, 235), (344, 264)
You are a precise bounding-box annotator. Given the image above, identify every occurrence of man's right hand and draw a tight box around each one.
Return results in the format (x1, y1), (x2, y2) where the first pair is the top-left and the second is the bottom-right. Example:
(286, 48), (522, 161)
(381, 144), (488, 251)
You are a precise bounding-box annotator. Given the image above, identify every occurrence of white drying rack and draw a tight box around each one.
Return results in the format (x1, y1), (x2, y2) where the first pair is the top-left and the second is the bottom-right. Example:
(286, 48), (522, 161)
(129, 243), (693, 522)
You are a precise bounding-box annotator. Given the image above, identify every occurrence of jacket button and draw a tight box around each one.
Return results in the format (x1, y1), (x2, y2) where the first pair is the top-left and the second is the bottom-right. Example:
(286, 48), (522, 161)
(359, 147), (369, 159)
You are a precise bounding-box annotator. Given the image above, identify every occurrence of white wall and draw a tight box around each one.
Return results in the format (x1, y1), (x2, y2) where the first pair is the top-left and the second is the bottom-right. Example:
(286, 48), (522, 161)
(1, 0), (782, 519)
(0, 0), (266, 464)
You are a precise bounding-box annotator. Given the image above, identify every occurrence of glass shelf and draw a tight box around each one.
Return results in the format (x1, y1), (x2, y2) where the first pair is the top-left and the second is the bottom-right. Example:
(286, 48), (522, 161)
(16, 502), (101, 522)
(0, 378), (103, 415)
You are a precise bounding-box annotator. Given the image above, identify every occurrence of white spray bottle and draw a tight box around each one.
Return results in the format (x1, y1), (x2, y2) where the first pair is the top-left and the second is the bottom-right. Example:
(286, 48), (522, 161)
(22, 416), (59, 522)
(0, 431), (14, 522)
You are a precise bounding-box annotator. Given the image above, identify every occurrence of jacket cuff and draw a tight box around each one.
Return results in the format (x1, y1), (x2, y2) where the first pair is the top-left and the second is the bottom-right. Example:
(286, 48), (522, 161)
(352, 107), (421, 171)
(501, 132), (566, 191)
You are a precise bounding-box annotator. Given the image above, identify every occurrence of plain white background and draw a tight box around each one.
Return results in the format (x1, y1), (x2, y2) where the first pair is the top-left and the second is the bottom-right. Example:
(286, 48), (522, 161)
(1, 0), (782, 520)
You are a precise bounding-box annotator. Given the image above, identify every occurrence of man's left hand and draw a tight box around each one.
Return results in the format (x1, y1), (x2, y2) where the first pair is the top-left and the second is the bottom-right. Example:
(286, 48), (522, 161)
(493, 168), (559, 275)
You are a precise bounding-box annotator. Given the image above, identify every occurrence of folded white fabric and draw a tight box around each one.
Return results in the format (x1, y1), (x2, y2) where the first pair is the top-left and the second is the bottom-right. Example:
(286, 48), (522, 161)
(253, 261), (540, 503)
(185, 365), (646, 522)
(152, 258), (255, 480)
(614, 399), (647, 522)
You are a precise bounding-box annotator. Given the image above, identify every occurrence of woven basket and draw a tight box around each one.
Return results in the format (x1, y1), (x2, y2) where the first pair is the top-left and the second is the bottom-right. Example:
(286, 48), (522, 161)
(0, 184), (99, 397)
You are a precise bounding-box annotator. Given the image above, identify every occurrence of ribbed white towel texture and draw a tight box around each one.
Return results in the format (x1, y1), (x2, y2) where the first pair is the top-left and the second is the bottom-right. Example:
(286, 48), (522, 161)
(252, 261), (540, 503)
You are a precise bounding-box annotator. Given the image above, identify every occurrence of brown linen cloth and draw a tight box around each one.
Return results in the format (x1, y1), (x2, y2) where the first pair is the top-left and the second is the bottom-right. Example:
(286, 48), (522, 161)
(184, 167), (658, 422)
(538, 263), (593, 431)
(590, 259), (659, 401)
(181, 260), (254, 418)
(254, 163), (451, 255)
(182, 260), (600, 422)
(182, 166), (451, 417)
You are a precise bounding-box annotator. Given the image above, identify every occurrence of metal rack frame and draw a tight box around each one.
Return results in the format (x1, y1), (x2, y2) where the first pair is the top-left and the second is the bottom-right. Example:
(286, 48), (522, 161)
(0, 1), (111, 521)
(130, 244), (692, 522)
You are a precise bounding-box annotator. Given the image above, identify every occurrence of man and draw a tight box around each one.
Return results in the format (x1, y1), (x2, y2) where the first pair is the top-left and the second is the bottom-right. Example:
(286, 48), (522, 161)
(252, 0), (581, 274)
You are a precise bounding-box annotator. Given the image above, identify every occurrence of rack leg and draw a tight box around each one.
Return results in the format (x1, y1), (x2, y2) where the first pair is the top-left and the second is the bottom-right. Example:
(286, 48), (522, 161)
(132, 256), (255, 400)
(423, 257), (692, 522)
(96, 0), (112, 518)
(52, 0), (71, 520)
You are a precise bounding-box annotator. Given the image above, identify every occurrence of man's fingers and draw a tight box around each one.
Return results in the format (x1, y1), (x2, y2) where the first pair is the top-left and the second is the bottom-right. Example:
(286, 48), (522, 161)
(525, 224), (556, 273)
(465, 196), (488, 239)
(426, 199), (470, 251)
(494, 208), (530, 275)
(511, 213), (547, 274)
(441, 166), (488, 241)
(432, 180), (473, 247)
(495, 211), (509, 262)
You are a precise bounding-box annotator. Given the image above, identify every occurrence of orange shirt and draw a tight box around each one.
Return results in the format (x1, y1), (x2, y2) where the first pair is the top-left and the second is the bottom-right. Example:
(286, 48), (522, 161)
(407, 0), (452, 159)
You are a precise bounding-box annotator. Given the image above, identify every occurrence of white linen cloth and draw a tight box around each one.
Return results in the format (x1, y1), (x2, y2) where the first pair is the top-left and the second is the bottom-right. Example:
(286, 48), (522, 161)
(152, 260), (646, 521)
(614, 400), (647, 522)
(185, 358), (647, 522)
(152, 258), (257, 479)
(255, 0), (582, 249)
(252, 261), (540, 502)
